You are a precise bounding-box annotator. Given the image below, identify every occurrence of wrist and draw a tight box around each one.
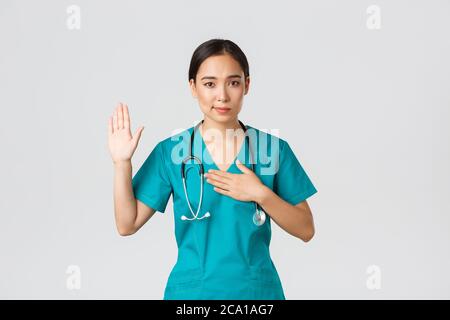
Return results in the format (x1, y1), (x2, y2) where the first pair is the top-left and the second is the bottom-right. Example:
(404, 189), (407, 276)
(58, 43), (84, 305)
(114, 159), (132, 168)
(254, 184), (271, 205)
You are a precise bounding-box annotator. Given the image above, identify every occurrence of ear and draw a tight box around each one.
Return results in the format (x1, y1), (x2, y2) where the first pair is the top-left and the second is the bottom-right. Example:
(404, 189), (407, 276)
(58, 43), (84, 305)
(244, 76), (250, 95)
(189, 79), (198, 99)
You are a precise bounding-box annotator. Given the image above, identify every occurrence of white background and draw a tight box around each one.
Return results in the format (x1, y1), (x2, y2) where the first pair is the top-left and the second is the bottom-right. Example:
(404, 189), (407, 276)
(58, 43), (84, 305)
(0, 0), (449, 299)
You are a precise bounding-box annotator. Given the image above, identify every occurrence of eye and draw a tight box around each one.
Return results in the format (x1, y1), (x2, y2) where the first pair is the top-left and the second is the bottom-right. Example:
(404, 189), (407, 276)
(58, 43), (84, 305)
(204, 82), (214, 88)
(231, 81), (240, 86)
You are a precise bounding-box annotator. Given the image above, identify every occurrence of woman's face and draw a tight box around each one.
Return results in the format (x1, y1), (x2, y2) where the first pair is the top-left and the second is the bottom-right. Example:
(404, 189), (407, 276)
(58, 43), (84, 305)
(189, 54), (250, 124)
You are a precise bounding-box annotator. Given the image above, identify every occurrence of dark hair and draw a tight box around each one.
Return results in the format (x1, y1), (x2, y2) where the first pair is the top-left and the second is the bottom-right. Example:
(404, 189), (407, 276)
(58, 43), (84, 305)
(188, 38), (250, 83)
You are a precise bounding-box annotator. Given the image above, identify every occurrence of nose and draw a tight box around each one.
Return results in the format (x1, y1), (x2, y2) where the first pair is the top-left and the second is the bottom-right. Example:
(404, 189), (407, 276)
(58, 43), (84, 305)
(217, 84), (230, 103)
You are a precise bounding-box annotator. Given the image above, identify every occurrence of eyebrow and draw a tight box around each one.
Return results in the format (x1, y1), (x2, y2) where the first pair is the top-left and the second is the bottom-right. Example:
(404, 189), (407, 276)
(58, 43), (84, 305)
(200, 74), (242, 81)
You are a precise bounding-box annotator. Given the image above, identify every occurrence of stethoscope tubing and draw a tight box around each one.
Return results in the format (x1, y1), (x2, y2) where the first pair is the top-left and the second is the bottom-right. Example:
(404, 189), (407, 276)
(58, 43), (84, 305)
(181, 120), (265, 225)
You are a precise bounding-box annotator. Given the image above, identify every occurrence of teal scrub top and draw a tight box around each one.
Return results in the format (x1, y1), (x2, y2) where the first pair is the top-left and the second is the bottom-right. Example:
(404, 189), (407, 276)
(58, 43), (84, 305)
(131, 124), (318, 300)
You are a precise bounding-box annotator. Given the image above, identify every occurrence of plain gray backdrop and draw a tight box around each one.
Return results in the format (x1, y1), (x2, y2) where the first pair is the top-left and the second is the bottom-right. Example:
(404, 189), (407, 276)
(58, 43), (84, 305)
(0, 0), (449, 299)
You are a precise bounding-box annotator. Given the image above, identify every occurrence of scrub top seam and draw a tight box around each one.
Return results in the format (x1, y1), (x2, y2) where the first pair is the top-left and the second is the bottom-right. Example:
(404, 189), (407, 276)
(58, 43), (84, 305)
(134, 192), (166, 213)
(283, 187), (318, 205)
(158, 141), (174, 192)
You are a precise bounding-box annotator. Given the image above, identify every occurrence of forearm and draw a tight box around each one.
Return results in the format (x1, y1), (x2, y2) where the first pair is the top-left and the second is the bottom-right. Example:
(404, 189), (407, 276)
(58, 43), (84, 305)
(113, 160), (137, 234)
(256, 186), (315, 241)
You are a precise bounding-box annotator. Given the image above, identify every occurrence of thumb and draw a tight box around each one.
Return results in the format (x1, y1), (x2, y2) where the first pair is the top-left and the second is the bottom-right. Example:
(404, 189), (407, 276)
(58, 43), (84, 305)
(133, 126), (144, 145)
(235, 159), (251, 173)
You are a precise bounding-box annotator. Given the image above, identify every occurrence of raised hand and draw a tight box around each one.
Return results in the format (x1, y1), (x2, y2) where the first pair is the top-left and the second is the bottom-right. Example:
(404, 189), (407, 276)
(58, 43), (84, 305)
(108, 102), (144, 164)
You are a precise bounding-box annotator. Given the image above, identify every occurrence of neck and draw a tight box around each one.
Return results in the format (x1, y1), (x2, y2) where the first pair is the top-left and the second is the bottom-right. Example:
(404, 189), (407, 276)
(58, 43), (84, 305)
(200, 117), (242, 139)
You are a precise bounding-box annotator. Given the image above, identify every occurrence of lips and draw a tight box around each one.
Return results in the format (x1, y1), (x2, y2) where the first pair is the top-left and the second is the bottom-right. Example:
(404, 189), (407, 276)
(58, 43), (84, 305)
(213, 106), (231, 114)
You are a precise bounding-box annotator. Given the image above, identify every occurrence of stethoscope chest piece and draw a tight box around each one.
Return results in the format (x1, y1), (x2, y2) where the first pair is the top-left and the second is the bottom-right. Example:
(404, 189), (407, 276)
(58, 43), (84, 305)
(253, 208), (266, 226)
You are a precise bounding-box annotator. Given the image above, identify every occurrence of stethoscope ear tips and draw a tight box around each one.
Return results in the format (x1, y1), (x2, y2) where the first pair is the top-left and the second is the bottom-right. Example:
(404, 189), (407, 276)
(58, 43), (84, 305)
(180, 212), (210, 221)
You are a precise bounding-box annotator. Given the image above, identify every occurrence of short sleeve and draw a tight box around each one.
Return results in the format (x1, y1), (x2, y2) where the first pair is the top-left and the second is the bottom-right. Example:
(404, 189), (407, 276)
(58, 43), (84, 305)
(273, 140), (318, 205)
(132, 142), (173, 213)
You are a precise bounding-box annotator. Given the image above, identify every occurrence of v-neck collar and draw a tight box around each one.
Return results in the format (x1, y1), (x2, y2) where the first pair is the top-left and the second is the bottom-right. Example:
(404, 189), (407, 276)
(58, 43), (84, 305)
(194, 122), (247, 173)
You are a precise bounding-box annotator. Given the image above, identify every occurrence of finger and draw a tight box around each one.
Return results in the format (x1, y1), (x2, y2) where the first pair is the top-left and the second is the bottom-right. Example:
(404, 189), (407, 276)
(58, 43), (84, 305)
(133, 126), (144, 145)
(206, 169), (232, 180)
(235, 159), (252, 173)
(123, 103), (130, 130)
(118, 103), (124, 129)
(213, 186), (231, 196)
(108, 116), (113, 136)
(205, 172), (229, 183)
(113, 107), (118, 131)
(206, 177), (230, 191)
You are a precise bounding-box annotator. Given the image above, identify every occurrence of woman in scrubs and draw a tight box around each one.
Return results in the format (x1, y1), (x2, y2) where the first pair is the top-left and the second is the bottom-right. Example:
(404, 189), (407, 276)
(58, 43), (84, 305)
(108, 39), (318, 300)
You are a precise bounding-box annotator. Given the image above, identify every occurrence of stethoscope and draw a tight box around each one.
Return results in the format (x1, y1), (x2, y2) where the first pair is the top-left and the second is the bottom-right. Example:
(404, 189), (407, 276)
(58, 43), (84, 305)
(180, 120), (267, 226)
